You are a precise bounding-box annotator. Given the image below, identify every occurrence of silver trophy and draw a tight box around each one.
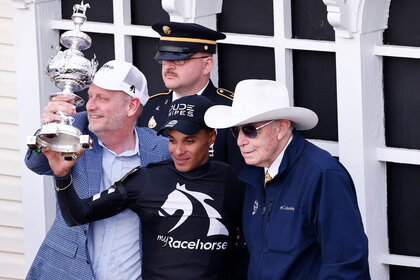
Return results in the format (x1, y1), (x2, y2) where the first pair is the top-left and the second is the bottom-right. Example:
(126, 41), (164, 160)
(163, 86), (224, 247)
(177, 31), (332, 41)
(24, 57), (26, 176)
(27, 1), (97, 160)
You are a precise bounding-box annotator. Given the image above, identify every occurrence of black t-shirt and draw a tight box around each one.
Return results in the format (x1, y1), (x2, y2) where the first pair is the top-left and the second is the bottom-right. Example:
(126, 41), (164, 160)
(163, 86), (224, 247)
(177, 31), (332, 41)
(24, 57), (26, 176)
(56, 160), (245, 280)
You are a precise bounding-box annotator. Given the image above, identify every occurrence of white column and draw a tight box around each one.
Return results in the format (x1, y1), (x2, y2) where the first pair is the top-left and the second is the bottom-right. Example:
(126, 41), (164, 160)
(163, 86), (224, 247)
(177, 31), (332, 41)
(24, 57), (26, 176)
(161, 0), (223, 86)
(12, 0), (60, 272)
(335, 33), (388, 280)
(273, 0), (294, 101)
(322, 1), (391, 278)
(113, 0), (132, 62)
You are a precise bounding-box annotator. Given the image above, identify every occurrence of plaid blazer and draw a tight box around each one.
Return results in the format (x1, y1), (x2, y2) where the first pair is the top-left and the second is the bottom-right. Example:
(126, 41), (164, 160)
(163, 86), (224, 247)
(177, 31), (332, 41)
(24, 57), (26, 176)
(25, 111), (170, 279)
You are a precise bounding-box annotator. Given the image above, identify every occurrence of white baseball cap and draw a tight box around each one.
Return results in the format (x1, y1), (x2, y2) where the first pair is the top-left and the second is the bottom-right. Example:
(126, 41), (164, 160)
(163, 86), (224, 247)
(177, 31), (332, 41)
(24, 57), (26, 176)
(93, 60), (149, 106)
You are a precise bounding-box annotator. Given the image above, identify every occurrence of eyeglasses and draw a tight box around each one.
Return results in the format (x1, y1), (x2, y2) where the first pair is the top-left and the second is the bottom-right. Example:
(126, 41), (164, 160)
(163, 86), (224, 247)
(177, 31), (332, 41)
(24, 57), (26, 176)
(158, 56), (210, 66)
(231, 120), (275, 139)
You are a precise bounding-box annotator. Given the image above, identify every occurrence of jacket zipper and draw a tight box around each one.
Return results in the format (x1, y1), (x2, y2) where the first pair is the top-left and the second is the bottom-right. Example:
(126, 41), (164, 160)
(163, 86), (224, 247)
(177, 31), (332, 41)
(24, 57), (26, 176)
(258, 187), (273, 279)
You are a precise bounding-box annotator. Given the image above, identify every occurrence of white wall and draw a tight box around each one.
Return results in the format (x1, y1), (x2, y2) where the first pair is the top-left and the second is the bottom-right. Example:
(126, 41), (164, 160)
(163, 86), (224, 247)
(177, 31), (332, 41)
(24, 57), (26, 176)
(0, 0), (25, 278)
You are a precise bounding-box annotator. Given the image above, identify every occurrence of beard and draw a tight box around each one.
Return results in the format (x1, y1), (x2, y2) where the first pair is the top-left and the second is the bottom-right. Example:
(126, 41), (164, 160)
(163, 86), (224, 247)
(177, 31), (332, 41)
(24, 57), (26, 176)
(88, 108), (126, 136)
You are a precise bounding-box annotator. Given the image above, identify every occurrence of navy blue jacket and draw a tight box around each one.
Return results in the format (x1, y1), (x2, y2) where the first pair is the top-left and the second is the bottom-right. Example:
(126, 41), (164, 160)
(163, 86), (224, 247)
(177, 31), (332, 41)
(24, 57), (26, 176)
(240, 130), (370, 280)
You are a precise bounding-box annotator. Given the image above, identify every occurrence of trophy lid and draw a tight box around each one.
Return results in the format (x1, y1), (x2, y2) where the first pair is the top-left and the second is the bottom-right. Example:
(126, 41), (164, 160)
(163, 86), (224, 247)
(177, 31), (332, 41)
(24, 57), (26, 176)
(61, 1), (92, 51)
(60, 30), (92, 50)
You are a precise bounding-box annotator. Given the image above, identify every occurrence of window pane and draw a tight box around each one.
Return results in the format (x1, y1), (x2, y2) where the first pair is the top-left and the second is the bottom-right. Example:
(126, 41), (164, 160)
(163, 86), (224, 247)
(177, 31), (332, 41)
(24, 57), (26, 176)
(291, 0), (334, 41)
(293, 50), (337, 141)
(217, 44), (275, 91)
(390, 266), (420, 280)
(62, 0), (113, 23)
(383, 57), (420, 149)
(132, 36), (166, 96)
(387, 163), (420, 257)
(131, 0), (169, 25)
(384, 0), (420, 47)
(217, 0), (273, 36)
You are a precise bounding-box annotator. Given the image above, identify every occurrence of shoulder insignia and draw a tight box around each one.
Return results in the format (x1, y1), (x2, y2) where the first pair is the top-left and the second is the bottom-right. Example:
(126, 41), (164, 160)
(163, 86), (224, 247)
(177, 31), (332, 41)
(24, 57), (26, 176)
(148, 116), (157, 129)
(149, 90), (172, 99)
(216, 88), (234, 101)
(114, 166), (141, 184)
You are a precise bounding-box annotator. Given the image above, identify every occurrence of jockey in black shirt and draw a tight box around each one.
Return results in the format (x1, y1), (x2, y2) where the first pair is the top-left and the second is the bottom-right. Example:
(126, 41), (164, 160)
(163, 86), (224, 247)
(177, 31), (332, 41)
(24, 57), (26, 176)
(45, 95), (245, 280)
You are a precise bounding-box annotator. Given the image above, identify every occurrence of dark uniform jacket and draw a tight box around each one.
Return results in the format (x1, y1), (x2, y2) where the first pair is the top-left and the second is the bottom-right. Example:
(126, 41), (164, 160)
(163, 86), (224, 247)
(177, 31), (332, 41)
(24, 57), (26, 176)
(137, 80), (246, 172)
(55, 160), (245, 280)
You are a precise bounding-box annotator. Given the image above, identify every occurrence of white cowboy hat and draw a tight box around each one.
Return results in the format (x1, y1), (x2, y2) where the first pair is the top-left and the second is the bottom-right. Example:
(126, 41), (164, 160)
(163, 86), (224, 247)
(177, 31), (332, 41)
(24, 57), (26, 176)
(204, 79), (318, 130)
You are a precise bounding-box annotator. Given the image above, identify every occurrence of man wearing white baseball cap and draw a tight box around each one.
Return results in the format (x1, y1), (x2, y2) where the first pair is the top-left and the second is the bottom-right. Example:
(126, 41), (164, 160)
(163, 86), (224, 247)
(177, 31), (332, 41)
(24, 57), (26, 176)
(93, 59), (149, 107)
(205, 79), (370, 280)
(24, 60), (170, 280)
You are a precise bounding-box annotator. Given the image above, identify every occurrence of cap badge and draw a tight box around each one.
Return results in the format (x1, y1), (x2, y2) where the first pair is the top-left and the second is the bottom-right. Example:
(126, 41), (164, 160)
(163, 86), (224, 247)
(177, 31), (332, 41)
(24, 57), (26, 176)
(163, 26), (172, 35)
(204, 45), (209, 51)
(166, 120), (177, 128)
(148, 116), (157, 129)
(130, 85), (136, 93)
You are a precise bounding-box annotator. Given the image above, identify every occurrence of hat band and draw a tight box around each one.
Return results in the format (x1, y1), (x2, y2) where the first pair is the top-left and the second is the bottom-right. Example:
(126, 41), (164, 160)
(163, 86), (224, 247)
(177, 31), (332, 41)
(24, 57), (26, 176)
(160, 36), (216, 45)
(157, 46), (193, 53)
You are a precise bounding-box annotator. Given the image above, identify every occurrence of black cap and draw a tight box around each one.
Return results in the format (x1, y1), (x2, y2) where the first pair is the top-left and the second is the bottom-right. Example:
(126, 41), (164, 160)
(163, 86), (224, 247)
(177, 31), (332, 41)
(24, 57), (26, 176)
(157, 95), (215, 136)
(152, 21), (226, 61)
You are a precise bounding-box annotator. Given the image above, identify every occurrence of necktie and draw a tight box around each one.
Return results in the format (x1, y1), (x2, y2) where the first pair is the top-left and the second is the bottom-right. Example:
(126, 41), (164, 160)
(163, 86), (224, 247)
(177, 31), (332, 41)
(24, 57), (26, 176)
(264, 170), (272, 186)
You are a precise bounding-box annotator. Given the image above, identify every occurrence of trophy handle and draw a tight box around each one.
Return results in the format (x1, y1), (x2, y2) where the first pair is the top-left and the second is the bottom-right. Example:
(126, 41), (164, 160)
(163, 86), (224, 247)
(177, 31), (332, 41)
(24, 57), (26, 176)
(56, 111), (75, 126)
(49, 92), (85, 107)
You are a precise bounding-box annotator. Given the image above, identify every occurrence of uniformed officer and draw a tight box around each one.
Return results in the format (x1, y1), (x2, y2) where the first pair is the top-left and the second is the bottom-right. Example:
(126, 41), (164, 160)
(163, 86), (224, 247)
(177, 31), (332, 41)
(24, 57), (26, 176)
(138, 21), (246, 172)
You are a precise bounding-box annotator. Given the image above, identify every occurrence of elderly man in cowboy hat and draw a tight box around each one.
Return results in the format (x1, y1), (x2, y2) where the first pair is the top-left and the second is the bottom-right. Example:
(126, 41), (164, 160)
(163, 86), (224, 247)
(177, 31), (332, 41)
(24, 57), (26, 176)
(205, 79), (371, 280)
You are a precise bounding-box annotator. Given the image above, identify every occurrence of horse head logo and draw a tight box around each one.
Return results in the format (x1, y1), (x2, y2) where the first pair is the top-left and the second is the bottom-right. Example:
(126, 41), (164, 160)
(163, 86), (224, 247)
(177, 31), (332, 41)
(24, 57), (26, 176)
(159, 183), (229, 236)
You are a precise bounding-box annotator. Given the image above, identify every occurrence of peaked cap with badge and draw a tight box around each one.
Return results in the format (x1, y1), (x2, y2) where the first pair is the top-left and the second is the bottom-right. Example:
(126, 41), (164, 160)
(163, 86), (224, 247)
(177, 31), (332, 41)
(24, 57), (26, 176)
(152, 21), (226, 61)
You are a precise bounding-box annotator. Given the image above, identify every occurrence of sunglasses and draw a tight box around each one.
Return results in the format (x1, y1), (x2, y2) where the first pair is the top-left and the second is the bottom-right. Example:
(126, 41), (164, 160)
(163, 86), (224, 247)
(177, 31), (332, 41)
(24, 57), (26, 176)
(231, 120), (275, 139)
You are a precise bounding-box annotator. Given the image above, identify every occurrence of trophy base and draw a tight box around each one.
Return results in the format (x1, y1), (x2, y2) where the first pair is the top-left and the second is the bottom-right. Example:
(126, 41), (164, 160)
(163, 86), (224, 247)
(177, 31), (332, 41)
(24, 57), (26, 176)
(27, 123), (93, 159)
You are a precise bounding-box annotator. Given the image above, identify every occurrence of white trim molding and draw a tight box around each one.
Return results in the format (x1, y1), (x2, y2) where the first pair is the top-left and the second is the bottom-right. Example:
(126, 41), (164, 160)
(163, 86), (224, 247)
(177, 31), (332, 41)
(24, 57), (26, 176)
(381, 254), (420, 268)
(162, 0), (223, 23)
(322, 0), (360, 38)
(12, 0), (33, 9)
(377, 147), (420, 166)
(12, 0), (61, 272)
(322, 0), (392, 38)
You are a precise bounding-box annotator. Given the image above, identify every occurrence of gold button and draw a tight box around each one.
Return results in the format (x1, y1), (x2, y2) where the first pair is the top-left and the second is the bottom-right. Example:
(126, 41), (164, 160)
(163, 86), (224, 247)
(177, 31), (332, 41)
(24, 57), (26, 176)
(163, 26), (171, 35)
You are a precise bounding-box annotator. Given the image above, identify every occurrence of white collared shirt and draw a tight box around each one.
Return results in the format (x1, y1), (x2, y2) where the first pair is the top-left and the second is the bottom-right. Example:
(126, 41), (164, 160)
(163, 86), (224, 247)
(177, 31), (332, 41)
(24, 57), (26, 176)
(172, 81), (209, 101)
(265, 134), (293, 179)
(88, 129), (142, 280)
